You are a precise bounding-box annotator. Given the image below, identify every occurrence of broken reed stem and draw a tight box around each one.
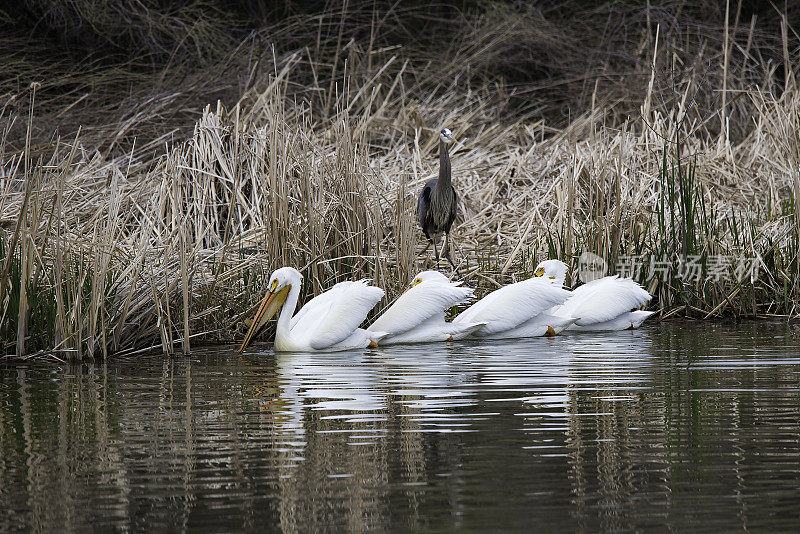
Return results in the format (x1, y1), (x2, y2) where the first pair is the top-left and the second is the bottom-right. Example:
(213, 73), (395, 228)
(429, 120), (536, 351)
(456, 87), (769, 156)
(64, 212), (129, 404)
(721, 0), (730, 146)
(15, 84), (38, 358)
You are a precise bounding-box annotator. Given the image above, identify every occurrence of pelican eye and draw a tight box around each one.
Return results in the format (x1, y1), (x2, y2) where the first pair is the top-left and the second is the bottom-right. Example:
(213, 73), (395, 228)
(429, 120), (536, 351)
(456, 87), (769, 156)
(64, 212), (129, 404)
(270, 279), (279, 291)
(412, 278), (422, 286)
(534, 268), (545, 277)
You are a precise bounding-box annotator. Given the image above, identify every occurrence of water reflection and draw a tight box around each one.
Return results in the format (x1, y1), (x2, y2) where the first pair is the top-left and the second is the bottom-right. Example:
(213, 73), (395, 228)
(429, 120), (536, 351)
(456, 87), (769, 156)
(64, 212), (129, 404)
(1, 323), (800, 531)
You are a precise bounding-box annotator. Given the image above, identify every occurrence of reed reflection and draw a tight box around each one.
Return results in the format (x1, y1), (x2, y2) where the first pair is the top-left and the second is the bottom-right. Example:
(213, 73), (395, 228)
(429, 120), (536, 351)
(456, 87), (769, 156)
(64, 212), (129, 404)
(1, 323), (799, 531)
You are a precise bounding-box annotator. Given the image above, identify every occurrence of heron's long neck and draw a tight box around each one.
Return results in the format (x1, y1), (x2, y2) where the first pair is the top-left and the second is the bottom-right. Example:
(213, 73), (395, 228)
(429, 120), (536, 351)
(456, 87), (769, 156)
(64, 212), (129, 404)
(438, 139), (451, 189)
(276, 283), (301, 338)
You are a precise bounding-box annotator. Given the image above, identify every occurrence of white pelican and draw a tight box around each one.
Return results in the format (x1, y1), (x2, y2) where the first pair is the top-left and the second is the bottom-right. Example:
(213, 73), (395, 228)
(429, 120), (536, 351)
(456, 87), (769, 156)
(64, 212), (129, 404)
(368, 271), (484, 345)
(238, 267), (387, 352)
(533, 259), (654, 331)
(451, 277), (574, 339)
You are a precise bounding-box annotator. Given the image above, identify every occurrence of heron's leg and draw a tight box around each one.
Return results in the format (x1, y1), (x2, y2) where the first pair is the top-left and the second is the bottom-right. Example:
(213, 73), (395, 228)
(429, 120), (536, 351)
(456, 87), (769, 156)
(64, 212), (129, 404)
(438, 235), (447, 264)
(442, 232), (469, 284)
(433, 236), (441, 270)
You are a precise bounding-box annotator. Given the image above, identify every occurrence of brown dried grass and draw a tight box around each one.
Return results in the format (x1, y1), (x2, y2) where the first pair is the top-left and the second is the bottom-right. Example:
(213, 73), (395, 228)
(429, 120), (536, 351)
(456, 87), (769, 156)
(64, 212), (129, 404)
(1, 3), (799, 358)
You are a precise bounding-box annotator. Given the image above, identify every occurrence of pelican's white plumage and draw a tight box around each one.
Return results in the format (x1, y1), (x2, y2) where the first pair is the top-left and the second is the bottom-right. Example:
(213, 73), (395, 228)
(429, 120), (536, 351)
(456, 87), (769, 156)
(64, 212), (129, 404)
(368, 271), (484, 344)
(452, 277), (572, 339)
(533, 259), (654, 331)
(239, 267), (387, 352)
(481, 313), (577, 339)
(568, 310), (654, 332)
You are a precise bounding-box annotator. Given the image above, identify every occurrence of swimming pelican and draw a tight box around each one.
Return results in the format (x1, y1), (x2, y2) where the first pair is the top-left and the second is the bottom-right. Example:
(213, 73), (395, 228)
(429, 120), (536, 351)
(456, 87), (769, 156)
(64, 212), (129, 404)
(451, 277), (574, 339)
(533, 259), (654, 331)
(238, 267), (387, 352)
(368, 271), (484, 344)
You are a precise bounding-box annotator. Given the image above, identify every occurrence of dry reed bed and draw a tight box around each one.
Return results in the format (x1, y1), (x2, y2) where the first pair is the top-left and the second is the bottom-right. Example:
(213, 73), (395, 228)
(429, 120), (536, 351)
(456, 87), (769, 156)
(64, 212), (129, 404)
(1, 54), (799, 358)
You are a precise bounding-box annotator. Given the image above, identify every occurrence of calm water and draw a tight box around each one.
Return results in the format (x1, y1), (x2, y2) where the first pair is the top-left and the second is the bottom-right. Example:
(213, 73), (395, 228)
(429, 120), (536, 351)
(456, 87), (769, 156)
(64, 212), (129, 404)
(2, 323), (800, 532)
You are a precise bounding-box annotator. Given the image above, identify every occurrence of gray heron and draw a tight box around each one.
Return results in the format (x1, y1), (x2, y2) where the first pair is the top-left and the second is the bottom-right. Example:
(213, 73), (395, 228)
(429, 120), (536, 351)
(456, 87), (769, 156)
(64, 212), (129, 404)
(417, 128), (463, 277)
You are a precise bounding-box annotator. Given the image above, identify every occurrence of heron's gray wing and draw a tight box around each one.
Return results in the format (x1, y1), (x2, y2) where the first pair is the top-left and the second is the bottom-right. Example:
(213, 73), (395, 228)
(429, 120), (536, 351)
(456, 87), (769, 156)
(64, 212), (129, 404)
(417, 179), (436, 238)
(416, 187), (428, 218)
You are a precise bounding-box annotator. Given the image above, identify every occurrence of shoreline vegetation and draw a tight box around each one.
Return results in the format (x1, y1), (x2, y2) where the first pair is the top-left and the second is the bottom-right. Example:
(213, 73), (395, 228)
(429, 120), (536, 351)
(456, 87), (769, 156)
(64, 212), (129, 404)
(1, 1), (799, 359)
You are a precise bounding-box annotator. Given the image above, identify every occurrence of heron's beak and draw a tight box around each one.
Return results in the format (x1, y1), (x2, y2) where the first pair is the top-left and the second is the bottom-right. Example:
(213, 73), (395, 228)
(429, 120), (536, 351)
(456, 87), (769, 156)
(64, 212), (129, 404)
(238, 285), (291, 353)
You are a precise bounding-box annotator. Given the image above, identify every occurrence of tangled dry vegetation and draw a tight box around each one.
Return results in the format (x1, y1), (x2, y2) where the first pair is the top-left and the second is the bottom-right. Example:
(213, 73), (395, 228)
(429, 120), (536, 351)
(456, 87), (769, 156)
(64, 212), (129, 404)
(1, 2), (799, 358)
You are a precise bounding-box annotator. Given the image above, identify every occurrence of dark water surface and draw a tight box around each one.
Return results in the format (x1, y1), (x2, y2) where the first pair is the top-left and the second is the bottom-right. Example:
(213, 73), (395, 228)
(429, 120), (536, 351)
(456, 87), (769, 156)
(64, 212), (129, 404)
(2, 323), (800, 532)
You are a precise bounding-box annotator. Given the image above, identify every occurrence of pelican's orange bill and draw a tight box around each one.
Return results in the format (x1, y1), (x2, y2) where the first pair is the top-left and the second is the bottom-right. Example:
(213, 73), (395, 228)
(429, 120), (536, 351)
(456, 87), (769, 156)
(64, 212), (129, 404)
(238, 285), (291, 353)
